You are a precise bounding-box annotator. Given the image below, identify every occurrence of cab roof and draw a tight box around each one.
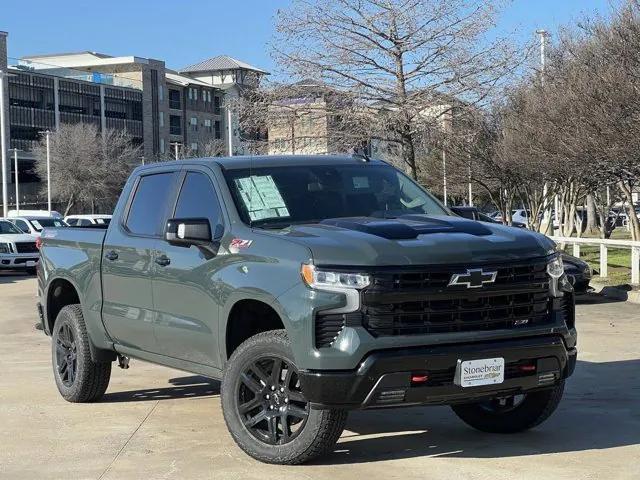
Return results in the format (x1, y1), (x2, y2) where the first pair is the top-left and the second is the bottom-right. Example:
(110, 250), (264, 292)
(145, 154), (386, 171)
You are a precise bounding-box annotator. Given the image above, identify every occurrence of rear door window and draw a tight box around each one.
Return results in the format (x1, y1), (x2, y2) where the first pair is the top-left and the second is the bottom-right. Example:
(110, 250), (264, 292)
(126, 172), (177, 236)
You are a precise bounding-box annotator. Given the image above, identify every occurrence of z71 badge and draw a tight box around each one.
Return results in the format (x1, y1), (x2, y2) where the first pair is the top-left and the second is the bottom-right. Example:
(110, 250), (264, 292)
(230, 238), (253, 250)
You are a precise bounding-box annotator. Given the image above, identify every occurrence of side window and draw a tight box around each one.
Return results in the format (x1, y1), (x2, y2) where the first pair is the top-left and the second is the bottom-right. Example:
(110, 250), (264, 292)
(174, 172), (221, 231)
(15, 219), (30, 232)
(66, 219), (78, 226)
(126, 172), (176, 236)
(78, 219), (91, 226)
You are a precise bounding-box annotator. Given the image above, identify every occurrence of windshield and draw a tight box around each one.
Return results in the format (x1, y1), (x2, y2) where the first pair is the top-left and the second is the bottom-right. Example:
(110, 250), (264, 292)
(224, 164), (448, 228)
(0, 220), (23, 234)
(29, 218), (68, 232)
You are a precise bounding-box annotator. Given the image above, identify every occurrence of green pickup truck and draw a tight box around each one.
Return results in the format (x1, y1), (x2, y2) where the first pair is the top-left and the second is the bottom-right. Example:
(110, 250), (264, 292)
(37, 155), (577, 464)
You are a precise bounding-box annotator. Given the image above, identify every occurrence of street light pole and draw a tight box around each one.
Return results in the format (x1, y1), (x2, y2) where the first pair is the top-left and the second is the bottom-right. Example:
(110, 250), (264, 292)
(537, 29), (554, 232)
(10, 148), (19, 214)
(442, 149), (447, 206)
(0, 70), (8, 217)
(536, 29), (548, 85)
(43, 130), (52, 213)
(227, 106), (233, 157)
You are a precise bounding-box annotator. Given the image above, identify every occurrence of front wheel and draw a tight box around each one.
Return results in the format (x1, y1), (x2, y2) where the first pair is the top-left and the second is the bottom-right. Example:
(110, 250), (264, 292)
(451, 381), (565, 433)
(221, 330), (347, 464)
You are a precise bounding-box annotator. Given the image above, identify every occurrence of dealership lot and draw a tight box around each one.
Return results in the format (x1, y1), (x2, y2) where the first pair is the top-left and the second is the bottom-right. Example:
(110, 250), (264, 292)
(0, 273), (638, 480)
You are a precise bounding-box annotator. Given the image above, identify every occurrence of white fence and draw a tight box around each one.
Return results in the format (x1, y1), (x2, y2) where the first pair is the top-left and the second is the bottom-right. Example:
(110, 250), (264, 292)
(550, 236), (640, 285)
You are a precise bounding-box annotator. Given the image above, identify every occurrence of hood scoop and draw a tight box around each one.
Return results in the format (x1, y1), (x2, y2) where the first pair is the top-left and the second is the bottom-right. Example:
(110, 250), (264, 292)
(320, 215), (492, 240)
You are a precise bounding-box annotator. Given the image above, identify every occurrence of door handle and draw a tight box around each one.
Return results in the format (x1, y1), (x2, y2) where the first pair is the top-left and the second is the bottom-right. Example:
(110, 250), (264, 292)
(105, 250), (119, 261)
(155, 255), (171, 267)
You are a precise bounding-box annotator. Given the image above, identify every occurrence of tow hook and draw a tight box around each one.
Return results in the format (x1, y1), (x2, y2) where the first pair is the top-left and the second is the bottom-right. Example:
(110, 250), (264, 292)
(117, 354), (130, 369)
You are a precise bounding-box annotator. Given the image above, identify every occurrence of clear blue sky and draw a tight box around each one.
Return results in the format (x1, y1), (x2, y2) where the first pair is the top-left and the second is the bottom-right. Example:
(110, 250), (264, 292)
(1, 0), (618, 75)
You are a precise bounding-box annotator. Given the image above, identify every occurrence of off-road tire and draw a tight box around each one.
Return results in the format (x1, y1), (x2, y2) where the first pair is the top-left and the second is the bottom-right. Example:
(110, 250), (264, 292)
(451, 381), (565, 433)
(221, 330), (348, 464)
(52, 304), (112, 402)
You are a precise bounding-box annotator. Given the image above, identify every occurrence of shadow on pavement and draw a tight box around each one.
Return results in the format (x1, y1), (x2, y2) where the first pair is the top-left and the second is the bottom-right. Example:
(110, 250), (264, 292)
(0, 271), (32, 284)
(101, 375), (220, 402)
(575, 292), (626, 305)
(320, 357), (640, 464)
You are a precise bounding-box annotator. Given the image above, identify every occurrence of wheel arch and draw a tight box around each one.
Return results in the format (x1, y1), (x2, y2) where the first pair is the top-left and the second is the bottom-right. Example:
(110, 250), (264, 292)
(221, 294), (290, 362)
(45, 276), (82, 334)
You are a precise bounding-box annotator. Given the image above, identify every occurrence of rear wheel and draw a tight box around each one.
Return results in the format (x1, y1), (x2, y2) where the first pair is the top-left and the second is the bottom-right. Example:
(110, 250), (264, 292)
(51, 304), (112, 402)
(221, 330), (347, 464)
(451, 381), (565, 433)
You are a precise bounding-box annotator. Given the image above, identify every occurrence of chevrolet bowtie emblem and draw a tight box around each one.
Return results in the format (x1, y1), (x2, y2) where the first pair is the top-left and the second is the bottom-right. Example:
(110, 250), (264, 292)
(448, 269), (498, 288)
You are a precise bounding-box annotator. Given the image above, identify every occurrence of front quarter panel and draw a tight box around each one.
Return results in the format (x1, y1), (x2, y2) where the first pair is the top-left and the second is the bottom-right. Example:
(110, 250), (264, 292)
(216, 227), (314, 365)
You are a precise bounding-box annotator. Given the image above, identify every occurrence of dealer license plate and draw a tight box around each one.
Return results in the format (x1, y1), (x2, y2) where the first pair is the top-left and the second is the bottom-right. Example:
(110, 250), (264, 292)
(455, 357), (505, 388)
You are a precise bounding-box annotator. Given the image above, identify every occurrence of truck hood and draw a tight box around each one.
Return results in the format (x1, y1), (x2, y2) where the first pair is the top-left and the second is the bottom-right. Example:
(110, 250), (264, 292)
(275, 215), (555, 266)
(0, 233), (37, 243)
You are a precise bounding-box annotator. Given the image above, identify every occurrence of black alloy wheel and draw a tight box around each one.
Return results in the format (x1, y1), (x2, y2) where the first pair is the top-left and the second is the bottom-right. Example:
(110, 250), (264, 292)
(55, 322), (78, 387)
(237, 356), (309, 445)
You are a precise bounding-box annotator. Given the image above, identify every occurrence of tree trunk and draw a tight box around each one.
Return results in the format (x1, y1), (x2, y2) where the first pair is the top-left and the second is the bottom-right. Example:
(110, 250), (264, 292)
(586, 194), (598, 234)
(619, 181), (640, 241)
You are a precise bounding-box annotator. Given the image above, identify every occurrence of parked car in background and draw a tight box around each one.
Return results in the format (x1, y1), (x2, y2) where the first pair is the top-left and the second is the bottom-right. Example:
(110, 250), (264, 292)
(450, 206), (526, 228)
(494, 209), (531, 225)
(7, 216), (69, 236)
(64, 214), (112, 227)
(561, 253), (592, 294)
(0, 219), (39, 274)
(7, 209), (63, 219)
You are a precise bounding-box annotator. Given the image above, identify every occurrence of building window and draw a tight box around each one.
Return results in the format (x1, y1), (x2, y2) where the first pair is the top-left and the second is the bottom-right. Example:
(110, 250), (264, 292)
(214, 120), (221, 139)
(159, 111), (164, 128)
(158, 85), (164, 101)
(190, 116), (198, 131)
(160, 138), (165, 154)
(170, 115), (182, 135)
(191, 142), (198, 151)
(204, 119), (212, 132)
(169, 89), (181, 109)
(214, 96), (221, 115)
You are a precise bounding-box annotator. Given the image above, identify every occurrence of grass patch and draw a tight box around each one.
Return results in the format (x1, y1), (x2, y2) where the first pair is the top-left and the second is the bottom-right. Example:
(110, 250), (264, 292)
(563, 244), (632, 286)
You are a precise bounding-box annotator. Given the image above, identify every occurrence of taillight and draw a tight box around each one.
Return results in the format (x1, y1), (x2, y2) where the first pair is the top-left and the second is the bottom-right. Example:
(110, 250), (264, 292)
(35, 237), (43, 250)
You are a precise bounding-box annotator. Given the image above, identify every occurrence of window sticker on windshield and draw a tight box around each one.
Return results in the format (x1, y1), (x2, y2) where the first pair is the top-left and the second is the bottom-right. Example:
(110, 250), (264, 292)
(234, 175), (290, 222)
(31, 220), (43, 230)
(353, 176), (370, 189)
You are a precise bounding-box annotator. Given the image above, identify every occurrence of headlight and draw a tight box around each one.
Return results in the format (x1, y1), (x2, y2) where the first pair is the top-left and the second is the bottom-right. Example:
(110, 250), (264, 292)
(0, 243), (11, 254)
(547, 255), (564, 278)
(301, 264), (370, 290)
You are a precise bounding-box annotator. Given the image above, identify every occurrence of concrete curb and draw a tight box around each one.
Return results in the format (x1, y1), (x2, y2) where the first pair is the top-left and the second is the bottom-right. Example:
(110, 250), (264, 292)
(590, 281), (640, 304)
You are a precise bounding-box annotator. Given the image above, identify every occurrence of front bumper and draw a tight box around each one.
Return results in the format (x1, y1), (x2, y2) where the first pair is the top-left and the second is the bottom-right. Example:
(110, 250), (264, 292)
(0, 255), (39, 269)
(299, 335), (576, 410)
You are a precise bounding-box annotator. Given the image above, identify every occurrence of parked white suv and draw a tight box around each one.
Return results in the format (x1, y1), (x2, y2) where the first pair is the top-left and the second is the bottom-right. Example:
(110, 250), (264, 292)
(0, 219), (39, 274)
(7, 216), (68, 237)
(64, 214), (112, 227)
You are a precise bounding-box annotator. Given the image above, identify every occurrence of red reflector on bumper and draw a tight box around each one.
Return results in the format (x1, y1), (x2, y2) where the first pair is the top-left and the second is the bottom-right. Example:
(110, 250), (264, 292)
(519, 365), (536, 372)
(411, 374), (429, 383)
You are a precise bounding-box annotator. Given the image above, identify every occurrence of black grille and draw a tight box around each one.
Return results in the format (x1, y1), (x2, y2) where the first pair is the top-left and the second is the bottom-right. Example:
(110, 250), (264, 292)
(362, 259), (552, 337)
(15, 242), (38, 253)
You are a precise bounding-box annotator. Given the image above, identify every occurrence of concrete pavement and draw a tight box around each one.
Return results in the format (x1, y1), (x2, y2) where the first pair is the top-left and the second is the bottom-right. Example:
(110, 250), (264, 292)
(0, 272), (638, 479)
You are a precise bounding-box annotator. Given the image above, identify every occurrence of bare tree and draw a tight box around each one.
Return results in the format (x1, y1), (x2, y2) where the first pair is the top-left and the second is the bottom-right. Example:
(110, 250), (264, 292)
(274, 0), (522, 179)
(33, 123), (140, 215)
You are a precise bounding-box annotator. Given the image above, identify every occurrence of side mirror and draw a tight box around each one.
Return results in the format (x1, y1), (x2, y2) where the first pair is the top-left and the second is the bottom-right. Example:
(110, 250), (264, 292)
(165, 218), (213, 247)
